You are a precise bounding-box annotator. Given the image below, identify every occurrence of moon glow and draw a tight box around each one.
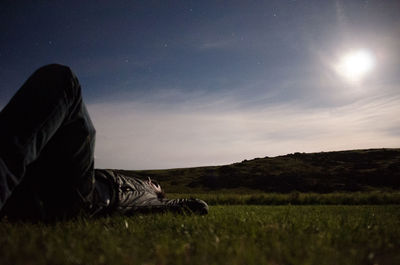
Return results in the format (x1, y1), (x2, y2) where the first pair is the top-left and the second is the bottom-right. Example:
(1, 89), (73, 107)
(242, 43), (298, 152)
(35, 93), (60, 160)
(335, 50), (375, 83)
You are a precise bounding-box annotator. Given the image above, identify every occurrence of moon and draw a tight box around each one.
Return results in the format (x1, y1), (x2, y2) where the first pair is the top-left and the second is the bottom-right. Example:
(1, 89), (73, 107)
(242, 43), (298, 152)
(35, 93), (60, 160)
(335, 49), (375, 83)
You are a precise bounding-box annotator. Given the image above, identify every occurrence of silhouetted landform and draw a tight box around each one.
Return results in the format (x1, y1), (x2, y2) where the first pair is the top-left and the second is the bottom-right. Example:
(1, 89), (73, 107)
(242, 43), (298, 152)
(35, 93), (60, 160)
(116, 148), (400, 193)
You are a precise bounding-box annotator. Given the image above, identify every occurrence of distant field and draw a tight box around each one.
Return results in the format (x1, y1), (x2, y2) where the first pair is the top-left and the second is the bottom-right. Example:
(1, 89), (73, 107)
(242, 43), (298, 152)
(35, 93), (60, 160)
(118, 148), (400, 194)
(168, 191), (400, 205)
(1, 205), (399, 265)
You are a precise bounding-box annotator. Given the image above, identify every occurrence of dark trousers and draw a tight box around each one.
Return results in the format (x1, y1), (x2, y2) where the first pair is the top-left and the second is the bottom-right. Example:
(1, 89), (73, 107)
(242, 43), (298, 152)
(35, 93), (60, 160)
(0, 64), (96, 220)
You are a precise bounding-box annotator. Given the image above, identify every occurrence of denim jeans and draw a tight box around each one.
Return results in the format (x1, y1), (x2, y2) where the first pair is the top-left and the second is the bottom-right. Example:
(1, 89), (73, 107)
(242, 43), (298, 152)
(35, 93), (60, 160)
(0, 64), (96, 220)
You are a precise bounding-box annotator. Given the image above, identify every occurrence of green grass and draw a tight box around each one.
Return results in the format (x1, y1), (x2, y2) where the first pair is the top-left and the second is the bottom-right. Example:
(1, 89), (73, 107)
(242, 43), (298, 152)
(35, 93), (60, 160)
(1, 205), (399, 265)
(168, 191), (400, 205)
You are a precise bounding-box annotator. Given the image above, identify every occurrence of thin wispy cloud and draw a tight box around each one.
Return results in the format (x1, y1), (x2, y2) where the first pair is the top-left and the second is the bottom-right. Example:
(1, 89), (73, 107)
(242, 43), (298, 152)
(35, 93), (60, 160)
(88, 91), (400, 169)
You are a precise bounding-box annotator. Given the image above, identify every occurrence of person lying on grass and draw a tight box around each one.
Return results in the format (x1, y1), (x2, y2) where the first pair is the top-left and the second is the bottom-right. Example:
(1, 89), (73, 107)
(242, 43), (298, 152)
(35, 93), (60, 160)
(0, 64), (208, 221)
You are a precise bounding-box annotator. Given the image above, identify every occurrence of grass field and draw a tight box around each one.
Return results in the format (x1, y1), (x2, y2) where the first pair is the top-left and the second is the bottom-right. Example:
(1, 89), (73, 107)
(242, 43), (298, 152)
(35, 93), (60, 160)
(1, 205), (399, 265)
(168, 191), (400, 205)
(119, 148), (400, 194)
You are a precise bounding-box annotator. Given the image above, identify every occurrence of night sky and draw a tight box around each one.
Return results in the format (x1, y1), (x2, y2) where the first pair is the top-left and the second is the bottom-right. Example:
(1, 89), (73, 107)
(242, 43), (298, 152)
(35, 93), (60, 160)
(1, 1), (399, 169)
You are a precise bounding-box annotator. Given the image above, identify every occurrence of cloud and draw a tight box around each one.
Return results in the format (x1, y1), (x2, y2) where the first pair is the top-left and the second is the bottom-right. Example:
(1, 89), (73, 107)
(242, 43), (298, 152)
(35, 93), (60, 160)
(87, 91), (400, 170)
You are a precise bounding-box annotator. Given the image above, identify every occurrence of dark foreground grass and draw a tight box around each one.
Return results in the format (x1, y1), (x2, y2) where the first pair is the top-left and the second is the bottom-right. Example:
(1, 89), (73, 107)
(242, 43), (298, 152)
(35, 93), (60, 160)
(1, 205), (399, 265)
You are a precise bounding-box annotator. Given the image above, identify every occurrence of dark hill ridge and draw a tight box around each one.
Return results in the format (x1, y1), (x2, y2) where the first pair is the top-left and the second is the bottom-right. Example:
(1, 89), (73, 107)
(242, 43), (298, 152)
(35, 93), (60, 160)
(116, 148), (400, 193)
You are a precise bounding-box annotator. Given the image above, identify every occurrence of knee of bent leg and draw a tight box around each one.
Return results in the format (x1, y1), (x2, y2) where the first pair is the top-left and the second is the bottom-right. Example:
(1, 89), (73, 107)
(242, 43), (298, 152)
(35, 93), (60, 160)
(32, 64), (82, 99)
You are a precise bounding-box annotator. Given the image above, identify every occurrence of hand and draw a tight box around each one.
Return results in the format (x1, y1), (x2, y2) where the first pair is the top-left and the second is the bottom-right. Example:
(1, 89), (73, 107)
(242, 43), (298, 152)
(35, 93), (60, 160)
(147, 177), (162, 194)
